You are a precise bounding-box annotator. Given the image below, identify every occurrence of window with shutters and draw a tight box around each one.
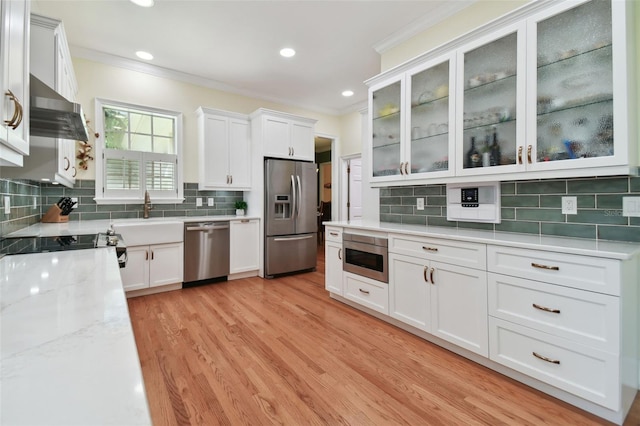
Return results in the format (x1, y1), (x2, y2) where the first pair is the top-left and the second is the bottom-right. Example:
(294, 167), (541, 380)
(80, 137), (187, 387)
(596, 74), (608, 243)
(94, 99), (184, 204)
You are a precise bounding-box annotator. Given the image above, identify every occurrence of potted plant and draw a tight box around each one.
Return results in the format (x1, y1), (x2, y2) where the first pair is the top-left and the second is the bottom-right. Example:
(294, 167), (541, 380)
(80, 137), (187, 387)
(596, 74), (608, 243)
(235, 200), (247, 216)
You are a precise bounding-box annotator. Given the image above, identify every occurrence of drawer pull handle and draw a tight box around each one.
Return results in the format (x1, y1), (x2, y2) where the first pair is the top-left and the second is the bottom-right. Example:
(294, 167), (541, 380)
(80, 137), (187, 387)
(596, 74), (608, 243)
(533, 303), (560, 314)
(430, 267), (435, 285)
(423, 266), (428, 283)
(359, 288), (370, 295)
(532, 352), (560, 365)
(338, 248), (342, 260)
(531, 262), (559, 271)
(422, 246), (438, 252)
(330, 232), (339, 236)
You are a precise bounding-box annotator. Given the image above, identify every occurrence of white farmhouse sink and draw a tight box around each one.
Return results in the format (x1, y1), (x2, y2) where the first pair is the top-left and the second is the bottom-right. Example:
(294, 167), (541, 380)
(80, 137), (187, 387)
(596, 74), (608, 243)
(111, 220), (183, 246)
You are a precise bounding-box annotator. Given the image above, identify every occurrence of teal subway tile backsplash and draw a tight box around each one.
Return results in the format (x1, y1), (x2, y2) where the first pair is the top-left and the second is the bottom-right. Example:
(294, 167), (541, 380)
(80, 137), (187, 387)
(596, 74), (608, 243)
(380, 176), (640, 243)
(0, 179), (244, 237)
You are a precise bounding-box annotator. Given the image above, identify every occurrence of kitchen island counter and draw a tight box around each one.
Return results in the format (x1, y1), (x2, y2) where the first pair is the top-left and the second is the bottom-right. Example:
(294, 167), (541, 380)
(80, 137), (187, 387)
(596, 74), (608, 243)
(0, 248), (151, 425)
(325, 220), (640, 260)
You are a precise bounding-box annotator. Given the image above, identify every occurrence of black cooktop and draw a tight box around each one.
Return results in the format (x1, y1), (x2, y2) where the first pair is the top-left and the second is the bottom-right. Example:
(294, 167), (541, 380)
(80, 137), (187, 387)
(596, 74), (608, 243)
(0, 234), (98, 255)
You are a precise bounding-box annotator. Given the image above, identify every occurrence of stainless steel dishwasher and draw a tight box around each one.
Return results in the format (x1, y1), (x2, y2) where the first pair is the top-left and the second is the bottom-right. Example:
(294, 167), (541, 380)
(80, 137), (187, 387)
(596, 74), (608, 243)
(184, 221), (230, 283)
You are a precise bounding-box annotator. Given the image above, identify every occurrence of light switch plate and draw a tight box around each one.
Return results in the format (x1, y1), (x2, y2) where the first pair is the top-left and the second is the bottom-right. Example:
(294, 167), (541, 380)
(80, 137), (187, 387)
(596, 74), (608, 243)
(196, 197), (203, 207)
(622, 197), (640, 217)
(416, 198), (425, 210)
(208, 198), (214, 207)
(562, 196), (577, 215)
(4, 196), (10, 214)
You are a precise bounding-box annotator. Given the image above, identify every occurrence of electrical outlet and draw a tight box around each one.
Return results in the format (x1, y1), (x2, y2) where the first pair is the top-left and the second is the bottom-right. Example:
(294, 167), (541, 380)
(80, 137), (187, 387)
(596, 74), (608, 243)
(71, 197), (78, 208)
(622, 197), (640, 217)
(561, 196), (577, 215)
(208, 198), (214, 207)
(196, 197), (203, 207)
(4, 196), (10, 214)
(416, 198), (425, 210)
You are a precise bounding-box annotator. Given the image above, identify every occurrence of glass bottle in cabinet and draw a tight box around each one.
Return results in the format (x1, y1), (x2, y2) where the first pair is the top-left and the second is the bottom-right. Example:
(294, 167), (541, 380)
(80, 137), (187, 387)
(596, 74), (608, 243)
(457, 26), (523, 174)
(408, 57), (453, 176)
(533, 0), (613, 166)
(371, 78), (402, 178)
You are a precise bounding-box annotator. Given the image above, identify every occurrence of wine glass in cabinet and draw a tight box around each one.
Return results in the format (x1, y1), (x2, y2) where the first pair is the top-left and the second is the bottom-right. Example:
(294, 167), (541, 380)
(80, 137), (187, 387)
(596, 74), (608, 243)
(526, 0), (627, 173)
(455, 23), (526, 177)
(406, 53), (455, 178)
(370, 75), (404, 182)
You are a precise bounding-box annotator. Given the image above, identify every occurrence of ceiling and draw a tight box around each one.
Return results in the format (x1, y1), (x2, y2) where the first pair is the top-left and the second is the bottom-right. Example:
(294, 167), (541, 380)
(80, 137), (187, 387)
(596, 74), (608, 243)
(31, 0), (475, 117)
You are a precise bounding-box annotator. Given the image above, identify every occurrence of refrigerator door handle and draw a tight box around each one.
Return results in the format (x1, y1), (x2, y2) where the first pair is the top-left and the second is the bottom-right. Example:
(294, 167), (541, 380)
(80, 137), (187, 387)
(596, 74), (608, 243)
(291, 174), (297, 219)
(296, 175), (302, 218)
(273, 235), (314, 242)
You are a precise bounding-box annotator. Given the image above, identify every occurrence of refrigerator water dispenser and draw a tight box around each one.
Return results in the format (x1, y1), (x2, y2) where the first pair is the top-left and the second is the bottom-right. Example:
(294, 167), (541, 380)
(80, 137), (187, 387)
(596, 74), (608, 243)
(446, 182), (501, 224)
(274, 195), (291, 219)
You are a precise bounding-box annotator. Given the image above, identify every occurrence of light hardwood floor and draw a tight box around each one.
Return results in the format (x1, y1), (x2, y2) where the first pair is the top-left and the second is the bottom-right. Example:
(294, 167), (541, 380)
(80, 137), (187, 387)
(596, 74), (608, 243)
(128, 249), (640, 425)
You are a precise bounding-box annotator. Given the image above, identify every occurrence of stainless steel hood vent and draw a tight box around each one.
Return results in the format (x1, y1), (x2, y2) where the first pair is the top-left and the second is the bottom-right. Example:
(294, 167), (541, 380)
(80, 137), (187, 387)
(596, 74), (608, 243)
(29, 74), (89, 142)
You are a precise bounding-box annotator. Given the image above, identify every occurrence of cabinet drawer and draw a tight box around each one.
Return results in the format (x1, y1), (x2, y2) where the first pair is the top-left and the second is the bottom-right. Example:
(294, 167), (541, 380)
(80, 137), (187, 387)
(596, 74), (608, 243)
(488, 273), (619, 351)
(489, 317), (619, 410)
(344, 272), (389, 315)
(389, 234), (486, 270)
(325, 226), (343, 243)
(487, 245), (620, 295)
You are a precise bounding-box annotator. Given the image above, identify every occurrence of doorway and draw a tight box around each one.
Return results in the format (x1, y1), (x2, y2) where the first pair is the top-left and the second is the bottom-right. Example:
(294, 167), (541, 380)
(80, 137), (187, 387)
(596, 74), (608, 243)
(341, 155), (362, 221)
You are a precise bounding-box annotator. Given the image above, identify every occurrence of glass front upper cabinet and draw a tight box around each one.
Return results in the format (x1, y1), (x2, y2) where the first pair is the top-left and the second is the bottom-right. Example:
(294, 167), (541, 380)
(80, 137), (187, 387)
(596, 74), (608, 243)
(370, 76), (403, 180)
(406, 54), (455, 178)
(456, 24), (525, 176)
(529, 0), (615, 170)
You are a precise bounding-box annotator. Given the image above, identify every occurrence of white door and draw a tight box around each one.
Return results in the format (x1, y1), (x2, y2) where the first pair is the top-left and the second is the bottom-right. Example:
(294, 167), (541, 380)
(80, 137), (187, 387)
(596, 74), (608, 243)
(149, 243), (184, 288)
(349, 157), (362, 220)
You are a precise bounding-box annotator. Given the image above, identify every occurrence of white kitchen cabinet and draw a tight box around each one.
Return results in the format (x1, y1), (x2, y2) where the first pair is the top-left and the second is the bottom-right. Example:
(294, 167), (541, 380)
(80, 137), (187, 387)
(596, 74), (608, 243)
(120, 243), (184, 292)
(197, 107), (251, 191)
(324, 226), (344, 294)
(366, 0), (637, 186)
(455, 22), (526, 177)
(389, 252), (488, 356)
(4, 14), (79, 186)
(344, 272), (389, 315)
(487, 243), (636, 415)
(229, 218), (259, 274)
(0, 0), (30, 166)
(370, 52), (456, 184)
(251, 108), (316, 161)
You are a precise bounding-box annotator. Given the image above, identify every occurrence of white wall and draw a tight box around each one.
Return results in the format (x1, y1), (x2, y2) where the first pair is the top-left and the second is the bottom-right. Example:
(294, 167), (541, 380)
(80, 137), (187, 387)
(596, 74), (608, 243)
(72, 57), (342, 182)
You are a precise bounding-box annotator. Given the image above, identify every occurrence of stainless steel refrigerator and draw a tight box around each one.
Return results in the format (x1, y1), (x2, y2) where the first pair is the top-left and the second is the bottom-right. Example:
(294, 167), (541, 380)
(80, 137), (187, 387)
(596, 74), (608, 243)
(264, 158), (317, 277)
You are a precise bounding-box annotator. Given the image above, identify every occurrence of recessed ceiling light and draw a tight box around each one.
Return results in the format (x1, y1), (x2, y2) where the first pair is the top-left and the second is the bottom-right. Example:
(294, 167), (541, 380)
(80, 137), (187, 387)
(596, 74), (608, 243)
(280, 48), (296, 58)
(130, 0), (154, 7)
(136, 51), (154, 61)
(342, 90), (354, 97)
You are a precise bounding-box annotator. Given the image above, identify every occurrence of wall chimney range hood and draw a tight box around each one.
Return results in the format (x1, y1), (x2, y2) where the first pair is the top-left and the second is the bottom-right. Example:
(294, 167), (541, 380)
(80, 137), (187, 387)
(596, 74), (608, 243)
(29, 74), (89, 142)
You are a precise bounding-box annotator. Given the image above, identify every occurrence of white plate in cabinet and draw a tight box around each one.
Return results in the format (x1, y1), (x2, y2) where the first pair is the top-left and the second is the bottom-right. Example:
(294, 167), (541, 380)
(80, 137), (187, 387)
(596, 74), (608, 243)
(389, 234), (486, 270)
(488, 273), (619, 351)
(489, 317), (619, 410)
(487, 245), (620, 295)
(344, 272), (389, 315)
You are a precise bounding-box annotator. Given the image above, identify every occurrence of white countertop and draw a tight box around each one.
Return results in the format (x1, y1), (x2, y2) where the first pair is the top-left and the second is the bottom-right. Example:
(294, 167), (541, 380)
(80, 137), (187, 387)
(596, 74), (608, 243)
(0, 248), (152, 425)
(325, 220), (640, 260)
(6, 215), (260, 238)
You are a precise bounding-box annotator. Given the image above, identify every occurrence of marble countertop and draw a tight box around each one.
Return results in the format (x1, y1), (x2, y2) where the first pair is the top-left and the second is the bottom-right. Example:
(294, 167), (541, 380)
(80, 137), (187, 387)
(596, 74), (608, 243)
(325, 220), (640, 260)
(6, 215), (260, 238)
(0, 248), (152, 425)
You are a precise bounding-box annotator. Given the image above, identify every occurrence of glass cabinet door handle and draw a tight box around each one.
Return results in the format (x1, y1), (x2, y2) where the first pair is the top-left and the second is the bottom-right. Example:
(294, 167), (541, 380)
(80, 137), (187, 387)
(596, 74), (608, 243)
(527, 145), (532, 164)
(518, 146), (523, 164)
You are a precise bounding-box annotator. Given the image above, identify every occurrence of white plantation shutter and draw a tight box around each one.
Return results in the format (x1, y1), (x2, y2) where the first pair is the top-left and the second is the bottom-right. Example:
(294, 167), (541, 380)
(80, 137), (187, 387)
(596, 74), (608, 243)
(95, 99), (183, 203)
